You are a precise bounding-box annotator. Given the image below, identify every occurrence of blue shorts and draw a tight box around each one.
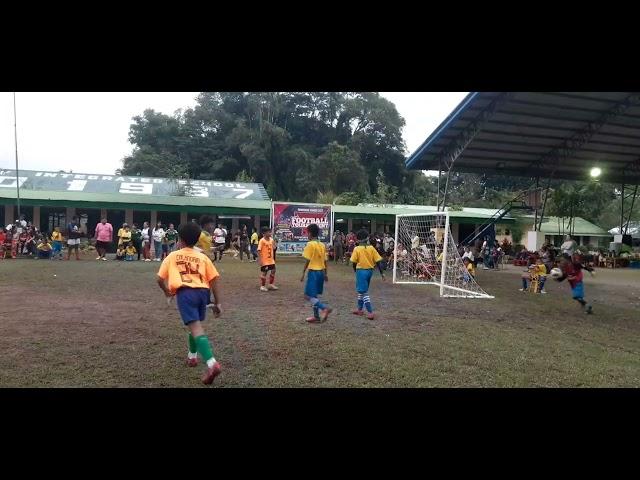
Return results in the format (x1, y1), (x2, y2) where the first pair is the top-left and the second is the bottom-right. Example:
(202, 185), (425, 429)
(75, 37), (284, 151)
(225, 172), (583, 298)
(355, 268), (374, 294)
(176, 287), (210, 325)
(571, 281), (584, 299)
(305, 270), (325, 297)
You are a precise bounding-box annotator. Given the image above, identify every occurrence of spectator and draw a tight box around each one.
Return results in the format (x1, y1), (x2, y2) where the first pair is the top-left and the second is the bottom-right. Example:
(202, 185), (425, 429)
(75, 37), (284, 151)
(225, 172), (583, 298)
(125, 242), (137, 261)
(117, 223), (132, 247)
(250, 226), (259, 262)
(561, 235), (578, 257)
(383, 232), (392, 252)
(115, 243), (126, 261)
(238, 225), (250, 262)
(462, 245), (475, 264)
(213, 223), (227, 262)
(51, 226), (64, 260)
(131, 223), (143, 261)
(67, 215), (83, 261)
(94, 217), (113, 261)
(164, 223), (178, 256)
(141, 221), (152, 262)
(152, 222), (165, 262)
(333, 230), (345, 263)
(0, 228), (6, 259)
(36, 237), (53, 259)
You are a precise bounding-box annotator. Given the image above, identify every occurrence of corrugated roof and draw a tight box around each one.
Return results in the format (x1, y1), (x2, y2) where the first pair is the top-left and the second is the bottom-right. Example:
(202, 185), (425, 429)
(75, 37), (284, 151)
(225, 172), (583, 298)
(406, 92), (640, 185)
(0, 188), (272, 212)
(520, 214), (611, 236)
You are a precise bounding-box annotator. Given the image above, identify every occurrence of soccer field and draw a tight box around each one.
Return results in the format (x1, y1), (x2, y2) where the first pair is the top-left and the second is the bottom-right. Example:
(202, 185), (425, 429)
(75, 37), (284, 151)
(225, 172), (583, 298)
(1, 255), (639, 387)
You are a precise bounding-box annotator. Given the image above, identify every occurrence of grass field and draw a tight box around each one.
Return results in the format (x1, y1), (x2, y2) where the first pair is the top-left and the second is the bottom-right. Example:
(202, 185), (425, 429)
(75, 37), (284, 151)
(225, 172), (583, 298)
(1, 253), (639, 387)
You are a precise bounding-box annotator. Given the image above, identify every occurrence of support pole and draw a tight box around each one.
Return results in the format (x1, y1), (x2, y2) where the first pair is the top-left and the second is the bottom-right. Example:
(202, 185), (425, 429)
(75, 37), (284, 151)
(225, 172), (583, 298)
(13, 92), (21, 219)
(533, 176), (540, 231)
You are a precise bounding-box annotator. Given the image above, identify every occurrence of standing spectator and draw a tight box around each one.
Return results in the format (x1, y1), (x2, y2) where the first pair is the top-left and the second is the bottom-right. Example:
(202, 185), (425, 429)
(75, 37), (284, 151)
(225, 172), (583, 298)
(66, 215), (83, 261)
(213, 223), (227, 262)
(141, 221), (152, 262)
(152, 221), (165, 262)
(117, 223), (132, 247)
(383, 232), (392, 253)
(51, 226), (64, 260)
(0, 228), (6, 259)
(332, 230), (345, 264)
(165, 223), (178, 255)
(94, 217), (113, 261)
(131, 223), (143, 261)
(561, 235), (578, 257)
(250, 227), (259, 262)
(239, 225), (250, 262)
(481, 236), (491, 270)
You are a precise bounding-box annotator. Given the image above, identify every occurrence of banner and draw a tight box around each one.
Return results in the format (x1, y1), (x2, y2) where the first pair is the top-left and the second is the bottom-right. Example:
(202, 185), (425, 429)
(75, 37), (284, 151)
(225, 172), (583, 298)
(272, 202), (332, 255)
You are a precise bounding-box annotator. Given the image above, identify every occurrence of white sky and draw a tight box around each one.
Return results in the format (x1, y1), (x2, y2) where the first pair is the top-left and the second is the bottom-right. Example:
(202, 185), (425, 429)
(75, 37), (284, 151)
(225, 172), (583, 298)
(0, 92), (468, 175)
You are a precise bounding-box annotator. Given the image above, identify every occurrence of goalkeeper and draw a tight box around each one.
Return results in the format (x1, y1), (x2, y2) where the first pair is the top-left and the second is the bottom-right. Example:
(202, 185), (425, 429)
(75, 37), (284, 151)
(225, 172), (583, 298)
(350, 229), (386, 320)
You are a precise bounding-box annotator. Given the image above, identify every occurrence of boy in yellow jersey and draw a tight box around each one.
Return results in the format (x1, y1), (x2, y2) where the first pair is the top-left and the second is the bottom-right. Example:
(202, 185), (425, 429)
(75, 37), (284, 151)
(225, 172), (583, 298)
(157, 222), (223, 385)
(300, 224), (332, 323)
(350, 229), (386, 320)
(51, 226), (64, 260)
(462, 258), (475, 282)
(195, 215), (215, 260)
(257, 226), (278, 291)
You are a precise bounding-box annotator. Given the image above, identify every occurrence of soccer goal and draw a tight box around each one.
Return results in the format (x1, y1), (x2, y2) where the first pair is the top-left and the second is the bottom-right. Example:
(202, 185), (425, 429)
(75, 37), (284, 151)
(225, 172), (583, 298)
(393, 212), (493, 298)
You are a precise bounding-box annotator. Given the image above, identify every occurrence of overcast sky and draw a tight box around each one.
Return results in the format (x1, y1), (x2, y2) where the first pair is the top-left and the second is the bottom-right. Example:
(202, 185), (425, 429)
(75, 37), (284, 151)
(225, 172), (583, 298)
(0, 92), (468, 175)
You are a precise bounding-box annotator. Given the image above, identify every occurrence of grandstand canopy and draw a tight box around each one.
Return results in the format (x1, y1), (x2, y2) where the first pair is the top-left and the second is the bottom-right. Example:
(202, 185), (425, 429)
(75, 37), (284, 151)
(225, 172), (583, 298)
(406, 92), (640, 185)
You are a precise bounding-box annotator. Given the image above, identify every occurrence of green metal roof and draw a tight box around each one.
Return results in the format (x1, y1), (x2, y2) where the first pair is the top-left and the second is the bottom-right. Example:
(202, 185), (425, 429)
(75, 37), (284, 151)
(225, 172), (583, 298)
(0, 189), (271, 215)
(519, 214), (611, 237)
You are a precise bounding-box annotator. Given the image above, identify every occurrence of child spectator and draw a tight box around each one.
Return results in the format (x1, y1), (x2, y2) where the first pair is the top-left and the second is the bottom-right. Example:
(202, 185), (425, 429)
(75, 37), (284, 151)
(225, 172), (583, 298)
(462, 257), (475, 282)
(115, 244), (126, 261)
(36, 238), (53, 259)
(51, 226), (64, 260)
(125, 242), (137, 261)
(520, 257), (547, 293)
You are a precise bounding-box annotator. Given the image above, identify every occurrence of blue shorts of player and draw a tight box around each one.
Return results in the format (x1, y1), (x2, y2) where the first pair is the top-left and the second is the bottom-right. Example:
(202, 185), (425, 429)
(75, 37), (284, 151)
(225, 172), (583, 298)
(355, 268), (374, 313)
(176, 287), (210, 325)
(304, 270), (324, 297)
(571, 281), (584, 299)
(356, 268), (374, 293)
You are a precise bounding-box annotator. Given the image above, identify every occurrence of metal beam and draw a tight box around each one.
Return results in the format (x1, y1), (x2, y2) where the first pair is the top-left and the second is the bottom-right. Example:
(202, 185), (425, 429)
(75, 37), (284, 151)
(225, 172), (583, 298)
(527, 93), (640, 173)
(435, 92), (513, 210)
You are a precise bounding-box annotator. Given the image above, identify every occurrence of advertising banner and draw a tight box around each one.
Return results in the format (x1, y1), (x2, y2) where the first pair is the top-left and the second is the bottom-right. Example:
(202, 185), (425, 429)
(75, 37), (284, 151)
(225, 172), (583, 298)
(271, 202), (332, 255)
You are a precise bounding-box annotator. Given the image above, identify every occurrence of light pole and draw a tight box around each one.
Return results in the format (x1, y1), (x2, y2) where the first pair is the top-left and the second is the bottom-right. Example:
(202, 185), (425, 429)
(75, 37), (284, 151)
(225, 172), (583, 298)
(13, 92), (21, 219)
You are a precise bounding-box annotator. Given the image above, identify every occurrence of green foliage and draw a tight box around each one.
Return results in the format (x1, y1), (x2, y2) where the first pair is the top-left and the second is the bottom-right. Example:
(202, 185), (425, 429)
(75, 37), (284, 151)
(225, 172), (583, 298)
(333, 191), (364, 205)
(235, 169), (255, 183)
(508, 223), (525, 245)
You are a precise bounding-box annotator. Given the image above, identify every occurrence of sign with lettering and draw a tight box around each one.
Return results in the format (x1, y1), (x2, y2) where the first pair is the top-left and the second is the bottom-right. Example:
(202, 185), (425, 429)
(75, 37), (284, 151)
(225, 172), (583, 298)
(0, 169), (270, 201)
(271, 202), (333, 255)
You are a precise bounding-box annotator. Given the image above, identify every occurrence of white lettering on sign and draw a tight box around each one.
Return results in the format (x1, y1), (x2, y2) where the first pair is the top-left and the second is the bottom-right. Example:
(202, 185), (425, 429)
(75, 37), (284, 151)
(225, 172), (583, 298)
(114, 177), (126, 182)
(67, 180), (87, 191)
(178, 180), (188, 185)
(232, 188), (254, 199)
(102, 176), (113, 181)
(44, 173), (58, 178)
(0, 176), (28, 188)
(119, 183), (154, 195)
(140, 178), (150, 183)
(74, 174), (86, 180)
(153, 179), (163, 184)
(186, 186), (209, 198)
(35, 172), (43, 177)
(213, 182), (222, 187)
(88, 175), (99, 180)
(59, 174), (72, 178)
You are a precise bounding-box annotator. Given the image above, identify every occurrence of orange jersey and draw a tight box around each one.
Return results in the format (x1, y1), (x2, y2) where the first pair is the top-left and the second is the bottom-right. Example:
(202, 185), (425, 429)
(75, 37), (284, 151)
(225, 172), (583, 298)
(157, 247), (220, 294)
(258, 237), (276, 266)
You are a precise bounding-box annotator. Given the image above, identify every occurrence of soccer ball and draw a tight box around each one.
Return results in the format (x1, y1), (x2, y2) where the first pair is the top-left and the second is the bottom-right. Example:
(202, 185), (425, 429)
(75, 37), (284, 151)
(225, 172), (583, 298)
(550, 267), (562, 278)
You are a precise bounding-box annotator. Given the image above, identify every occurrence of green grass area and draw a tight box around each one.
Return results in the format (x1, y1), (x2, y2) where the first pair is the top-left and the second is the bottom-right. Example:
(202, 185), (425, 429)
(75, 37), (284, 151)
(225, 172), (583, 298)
(1, 255), (639, 387)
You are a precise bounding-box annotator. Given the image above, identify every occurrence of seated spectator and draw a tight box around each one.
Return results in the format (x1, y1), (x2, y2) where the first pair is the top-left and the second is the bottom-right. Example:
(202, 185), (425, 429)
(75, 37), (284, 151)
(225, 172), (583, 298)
(463, 257), (475, 282)
(115, 244), (126, 261)
(520, 257), (547, 293)
(36, 238), (53, 259)
(125, 242), (137, 261)
(462, 246), (474, 263)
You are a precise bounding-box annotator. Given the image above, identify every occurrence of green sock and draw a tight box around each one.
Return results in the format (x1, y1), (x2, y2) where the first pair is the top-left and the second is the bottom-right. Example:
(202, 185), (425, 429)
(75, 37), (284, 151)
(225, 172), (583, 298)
(188, 333), (197, 354)
(195, 335), (214, 363)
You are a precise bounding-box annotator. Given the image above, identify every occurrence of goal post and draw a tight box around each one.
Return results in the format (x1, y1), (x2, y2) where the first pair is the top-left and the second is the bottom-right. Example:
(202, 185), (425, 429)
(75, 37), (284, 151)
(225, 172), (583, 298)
(393, 212), (493, 299)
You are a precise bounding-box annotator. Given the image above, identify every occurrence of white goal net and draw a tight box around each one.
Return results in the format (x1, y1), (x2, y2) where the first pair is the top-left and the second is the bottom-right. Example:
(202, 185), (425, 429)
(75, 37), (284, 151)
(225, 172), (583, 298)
(393, 212), (493, 298)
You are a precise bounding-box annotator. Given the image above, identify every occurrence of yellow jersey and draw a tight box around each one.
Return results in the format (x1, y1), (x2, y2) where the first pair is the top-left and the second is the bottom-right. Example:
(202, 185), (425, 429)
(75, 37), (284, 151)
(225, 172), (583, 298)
(196, 231), (213, 255)
(51, 231), (63, 242)
(157, 247), (220, 294)
(350, 244), (382, 269)
(250, 232), (259, 245)
(466, 262), (475, 276)
(258, 237), (276, 266)
(118, 230), (132, 245)
(303, 240), (326, 271)
(126, 245), (137, 255)
(37, 242), (52, 251)
(533, 264), (547, 277)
